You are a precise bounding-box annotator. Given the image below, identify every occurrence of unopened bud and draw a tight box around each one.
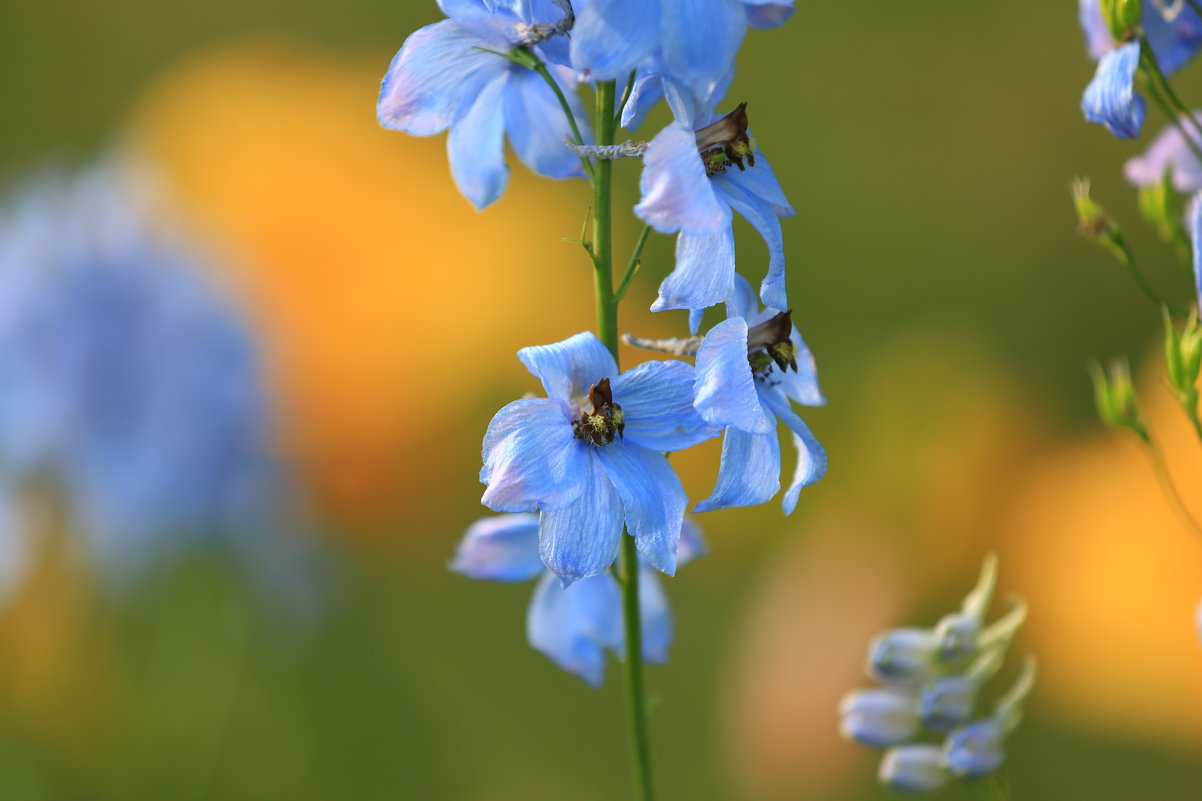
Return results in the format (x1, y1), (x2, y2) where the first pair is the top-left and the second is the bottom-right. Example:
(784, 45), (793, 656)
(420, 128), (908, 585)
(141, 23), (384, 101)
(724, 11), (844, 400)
(879, 746), (951, 794)
(1100, 0), (1143, 38)
(1090, 359), (1149, 441)
(1164, 308), (1202, 396)
(1138, 177), (1185, 244)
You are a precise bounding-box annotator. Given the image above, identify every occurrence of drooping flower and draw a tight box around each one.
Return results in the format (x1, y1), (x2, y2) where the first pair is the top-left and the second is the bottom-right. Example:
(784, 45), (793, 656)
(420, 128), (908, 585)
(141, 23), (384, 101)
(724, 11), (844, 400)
(1081, 41), (1146, 138)
(0, 163), (311, 590)
(450, 513), (706, 685)
(1124, 114), (1202, 191)
(635, 104), (795, 316)
(378, 0), (589, 209)
(692, 276), (825, 514)
(479, 332), (715, 584)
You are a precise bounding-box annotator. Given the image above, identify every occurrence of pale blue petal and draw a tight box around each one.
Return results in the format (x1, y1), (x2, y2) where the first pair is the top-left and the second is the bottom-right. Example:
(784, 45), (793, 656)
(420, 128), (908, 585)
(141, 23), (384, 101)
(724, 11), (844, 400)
(760, 389), (827, 514)
(635, 124), (731, 235)
(527, 571), (623, 686)
(450, 513), (543, 581)
(714, 179), (787, 311)
(727, 273), (760, 320)
(439, 0), (521, 45)
(776, 330), (826, 407)
(744, 0), (794, 28)
(1144, 3), (1202, 76)
(595, 444), (687, 576)
(694, 317), (773, 434)
(504, 67), (589, 180)
(1081, 42), (1146, 139)
(449, 70), (512, 208)
(661, 70), (733, 129)
(1124, 121), (1181, 186)
(651, 228), (736, 313)
(539, 452), (624, 584)
(480, 398), (586, 512)
(612, 359), (716, 451)
(1191, 192), (1202, 309)
(693, 425), (781, 512)
(620, 70), (665, 131)
(377, 20), (504, 136)
(518, 331), (618, 403)
(570, 0), (659, 81)
(688, 307), (705, 334)
(719, 149), (793, 215)
(658, 0), (747, 100)
(1078, 0), (1113, 61)
(677, 517), (707, 565)
(638, 568), (673, 663)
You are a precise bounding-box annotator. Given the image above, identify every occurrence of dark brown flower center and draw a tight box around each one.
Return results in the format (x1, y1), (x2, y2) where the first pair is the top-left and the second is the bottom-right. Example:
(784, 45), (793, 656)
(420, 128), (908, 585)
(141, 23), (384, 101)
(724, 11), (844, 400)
(571, 378), (625, 446)
(695, 102), (755, 176)
(747, 310), (799, 379)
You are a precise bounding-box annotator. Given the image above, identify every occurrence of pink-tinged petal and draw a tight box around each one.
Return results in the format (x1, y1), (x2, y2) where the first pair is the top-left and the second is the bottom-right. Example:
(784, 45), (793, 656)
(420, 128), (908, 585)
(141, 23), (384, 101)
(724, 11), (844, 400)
(635, 124), (730, 235)
(450, 513), (543, 581)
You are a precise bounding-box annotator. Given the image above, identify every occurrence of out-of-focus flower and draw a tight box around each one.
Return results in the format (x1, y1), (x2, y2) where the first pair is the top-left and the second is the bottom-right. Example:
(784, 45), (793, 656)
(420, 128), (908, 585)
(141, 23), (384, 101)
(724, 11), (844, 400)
(1081, 41), (1146, 139)
(1125, 114), (1202, 192)
(0, 163), (308, 589)
(451, 513), (705, 685)
(377, 0), (588, 209)
(635, 104), (794, 316)
(692, 275), (825, 514)
(480, 332), (714, 584)
(878, 745), (950, 794)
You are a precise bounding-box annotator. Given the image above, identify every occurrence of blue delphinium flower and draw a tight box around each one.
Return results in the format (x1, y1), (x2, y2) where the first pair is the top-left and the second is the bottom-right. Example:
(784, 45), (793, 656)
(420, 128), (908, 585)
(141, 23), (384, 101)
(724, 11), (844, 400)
(692, 276), (825, 514)
(480, 332), (715, 584)
(635, 104), (794, 317)
(1082, 41), (1146, 138)
(378, 0), (589, 209)
(0, 164), (309, 589)
(1125, 114), (1202, 191)
(451, 513), (706, 685)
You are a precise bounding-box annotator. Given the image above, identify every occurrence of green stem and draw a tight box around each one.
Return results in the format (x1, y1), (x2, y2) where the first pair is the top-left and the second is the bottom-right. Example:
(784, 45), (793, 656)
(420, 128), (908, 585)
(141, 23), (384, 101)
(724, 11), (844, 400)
(592, 78), (656, 801)
(531, 59), (595, 180)
(1140, 45), (1202, 158)
(1105, 230), (1182, 313)
(614, 224), (652, 303)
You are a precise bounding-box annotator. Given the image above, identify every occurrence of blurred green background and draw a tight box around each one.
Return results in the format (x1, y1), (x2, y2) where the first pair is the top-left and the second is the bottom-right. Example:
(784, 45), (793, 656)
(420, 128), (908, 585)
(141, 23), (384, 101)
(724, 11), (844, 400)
(1, 1), (1202, 799)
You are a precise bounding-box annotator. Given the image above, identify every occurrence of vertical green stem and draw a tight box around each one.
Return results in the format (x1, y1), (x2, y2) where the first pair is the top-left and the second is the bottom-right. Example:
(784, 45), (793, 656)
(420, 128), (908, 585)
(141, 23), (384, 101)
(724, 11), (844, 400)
(591, 78), (656, 801)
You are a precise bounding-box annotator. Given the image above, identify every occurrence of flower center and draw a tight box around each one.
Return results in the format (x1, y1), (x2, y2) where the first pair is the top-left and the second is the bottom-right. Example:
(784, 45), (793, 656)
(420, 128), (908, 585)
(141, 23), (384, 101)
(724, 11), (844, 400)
(746, 310), (798, 380)
(695, 102), (755, 176)
(571, 378), (625, 446)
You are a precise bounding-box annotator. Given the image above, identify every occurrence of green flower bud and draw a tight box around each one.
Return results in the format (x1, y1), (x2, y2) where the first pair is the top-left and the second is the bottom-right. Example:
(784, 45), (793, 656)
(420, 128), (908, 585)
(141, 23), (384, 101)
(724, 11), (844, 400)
(1101, 0), (1143, 38)
(1090, 359), (1149, 441)
(1137, 177), (1184, 244)
(1163, 308), (1202, 420)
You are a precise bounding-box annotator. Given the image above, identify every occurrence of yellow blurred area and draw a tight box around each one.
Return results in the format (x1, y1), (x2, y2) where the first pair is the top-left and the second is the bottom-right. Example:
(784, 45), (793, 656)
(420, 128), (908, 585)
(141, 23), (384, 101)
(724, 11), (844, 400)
(1004, 362), (1202, 746)
(124, 44), (595, 529)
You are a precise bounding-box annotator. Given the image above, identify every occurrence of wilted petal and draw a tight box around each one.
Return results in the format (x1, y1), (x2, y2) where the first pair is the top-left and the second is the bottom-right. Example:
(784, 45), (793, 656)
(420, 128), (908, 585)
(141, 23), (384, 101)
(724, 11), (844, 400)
(694, 317), (773, 434)
(378, 20), (505, 136)
(658, 0), (747, 100)
(759, 389), (827, 514)
(596, 444), (688, 576)
(539, 452), (624, 584)
(638, 567), (673, 663)
(651, 228), (736, 313)
(449, 70), (512, 208)
(504, 67), (590, 180)
(527, 571), (622, 686)
(613, 359), (716, 451)
(744, 0), (794, 28)
(635, 124), (731, 234)
(450, 513), (543, 581)
(518, 331), (619, 403)
(1082, 42), (1146, 139)
(570, 0), (659, 81)
(480, 398), (585, 512)
(693, 425), (781, 512)
(838, 687), (922, 748)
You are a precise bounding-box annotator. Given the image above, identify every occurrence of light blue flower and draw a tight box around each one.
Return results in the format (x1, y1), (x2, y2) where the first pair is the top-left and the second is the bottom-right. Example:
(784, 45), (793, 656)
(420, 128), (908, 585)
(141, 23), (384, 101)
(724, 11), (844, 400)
(1080, 0), (1202, 74)
(0, 164), (311, 590)
(635, 105), (795, 316)
(479, 332), (715, 584)
(570, 0), (792, 105)
(878, 746), (951, 794)
(1082, 41), (1146, 138)
(692, 276), (825, 514)
(378, 0), (589, 209)
(1124, 114), (1202, 191)
(451, 513), (706, 686)
(838, 687), (921, 748)
(943, 719), (1004, 779)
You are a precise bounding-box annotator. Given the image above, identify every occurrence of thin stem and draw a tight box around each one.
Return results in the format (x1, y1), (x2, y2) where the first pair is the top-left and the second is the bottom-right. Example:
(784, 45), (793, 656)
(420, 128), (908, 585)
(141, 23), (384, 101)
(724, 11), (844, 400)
(614, 224), (652, 303)
(1146, 438), (1202, 545)
(1106, 229), (1182, 313)
(531, 60), (595, 180)
(1143, 74), (1202, 168)
(615, 70), (638, 129)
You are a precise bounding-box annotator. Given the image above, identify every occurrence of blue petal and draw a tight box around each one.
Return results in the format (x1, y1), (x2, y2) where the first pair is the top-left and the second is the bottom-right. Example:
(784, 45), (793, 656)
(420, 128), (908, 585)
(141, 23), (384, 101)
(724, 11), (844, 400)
(1082, 42), (1146, 139)
(595, 443), (688, 575)
(638, 567), (673, 663)
(688, 307), (705, 334)
(776, 330), (825, 407)
(677, 517), (708, 565)
(635, 124), (731, 235)
(439, 0), (521, 46)
(480, 397), (586, 512)
(612, 359), (717, 451)
(719, 149), (793, 216)
(526, 571), (622, 686)
(651, 228), (736, 313)
(713, 179), (788, 311)
(726, 272), (760, 320)
(570, 0), (659, 82)
(693, 425), (781, 512)
(694, 317), (773, 434)
(759, 388), (827, 514)
(518, 331), (618, 403)
(450, 513), (543, 581)
(504, 67), (589, 180)
(449, 69), (512, 208)
(378, 20), (504, 136)
(620, 70), (666, 131)
(1144, 3), (1202, 76)
(1191, 192), (1202, 309)
(944, 720), (1005, 778)
(744, 0), (794, 28)
(1078, 0), (1113, 61)
(539, 451), (624, 584)
(658, 0), (747, 100)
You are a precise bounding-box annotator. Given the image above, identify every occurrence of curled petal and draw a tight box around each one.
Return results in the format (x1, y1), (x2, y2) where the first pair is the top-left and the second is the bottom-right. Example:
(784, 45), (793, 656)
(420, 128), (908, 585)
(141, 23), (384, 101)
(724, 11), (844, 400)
(694, 317), (773, 434)
(449, 70), (511, 208)
(693, 425), (781, 512)
(613, 359), (716, 451)
(539, 452), (624, 584)
(1081, 42), (1146, 139)
(759, 389), (827, 514)
(635, 124), (731, 234)
(526, 571), (622, 686)
(480, 398), (584, 512)
(595, 444), (688, 576)
(714, 179), (788, 311)
(518, 331), (618, 403)
(651, 228), (736, 313)
(450, 513), (543, 581)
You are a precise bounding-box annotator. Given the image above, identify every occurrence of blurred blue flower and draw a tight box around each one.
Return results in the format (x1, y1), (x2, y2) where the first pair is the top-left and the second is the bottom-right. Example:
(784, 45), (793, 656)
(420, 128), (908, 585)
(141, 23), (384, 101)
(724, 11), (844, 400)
(635, 104), (795, 316)
(1124, 114), (1202, 191)
(451, 513), (706, 685)
(1082, 41), (1146, 138)
(838, 687), (921, 748)
(480, 332), (715, 585)
(0, 163), (311, 593)
(692, 276), (825, 514)
(377, 0), (589, 209)
(878, 745), (951, 794)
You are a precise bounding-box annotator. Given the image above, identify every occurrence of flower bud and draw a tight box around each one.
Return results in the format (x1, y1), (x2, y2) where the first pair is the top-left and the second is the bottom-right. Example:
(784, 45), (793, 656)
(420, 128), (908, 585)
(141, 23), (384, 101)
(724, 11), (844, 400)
(1164, 308), (1202, 399)
(839, 688), (921, 748)
(1090, 359), (1149, 441)
(1100, 0), (1143, 38)
(918, 676), (980, 732)
(1137, 177), (1183, 244)
(868, 628), (941, 685)
(944, 719), (1005, 778)
(879, 746), (951, 794)
(933, 612), (979, 664)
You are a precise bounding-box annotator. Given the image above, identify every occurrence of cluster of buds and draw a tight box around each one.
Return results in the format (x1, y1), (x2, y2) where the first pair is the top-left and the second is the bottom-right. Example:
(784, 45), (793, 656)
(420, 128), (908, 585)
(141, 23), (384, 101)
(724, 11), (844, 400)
(839, 555), (1036, 794)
